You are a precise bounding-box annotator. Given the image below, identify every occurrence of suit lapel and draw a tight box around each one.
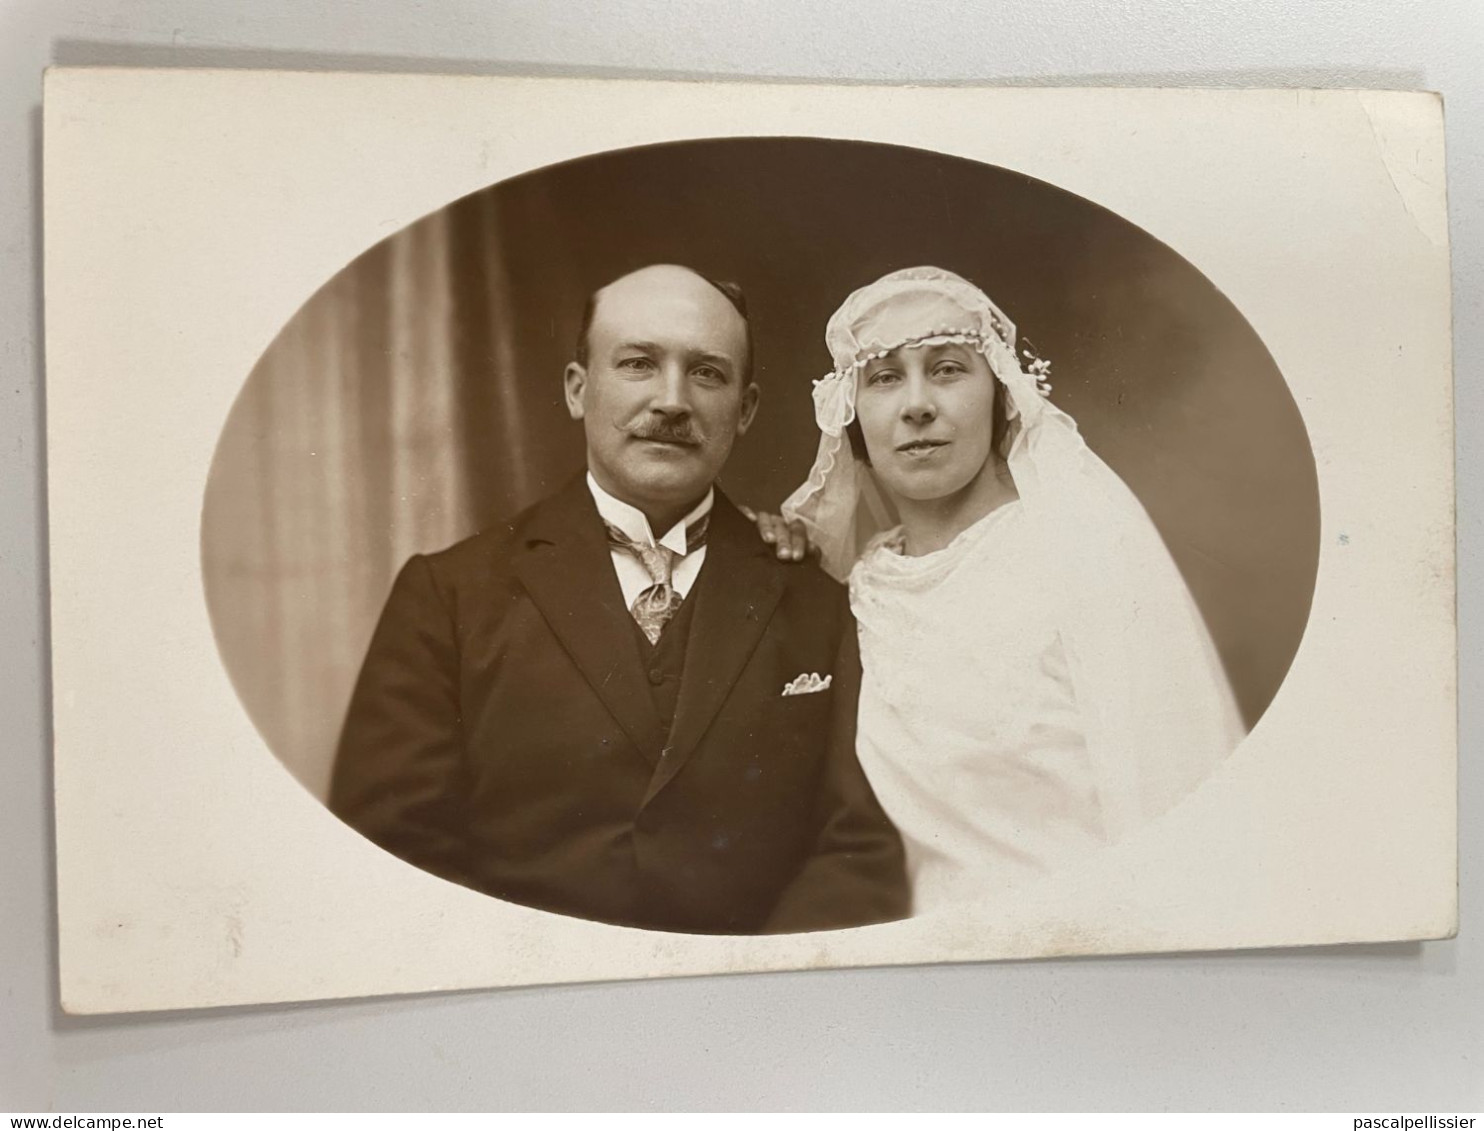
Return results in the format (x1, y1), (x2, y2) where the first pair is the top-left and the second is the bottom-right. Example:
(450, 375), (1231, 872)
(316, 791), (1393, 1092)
(644, 492), (784, 804)
(513, 476), (665, 766)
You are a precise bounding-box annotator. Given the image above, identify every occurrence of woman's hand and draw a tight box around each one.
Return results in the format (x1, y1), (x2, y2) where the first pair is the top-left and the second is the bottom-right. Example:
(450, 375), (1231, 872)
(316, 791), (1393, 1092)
(739, 506), (813, 562)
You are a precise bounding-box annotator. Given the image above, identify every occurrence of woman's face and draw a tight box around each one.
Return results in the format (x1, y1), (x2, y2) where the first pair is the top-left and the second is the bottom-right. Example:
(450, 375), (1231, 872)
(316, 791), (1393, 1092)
(854, 341), (999, 504)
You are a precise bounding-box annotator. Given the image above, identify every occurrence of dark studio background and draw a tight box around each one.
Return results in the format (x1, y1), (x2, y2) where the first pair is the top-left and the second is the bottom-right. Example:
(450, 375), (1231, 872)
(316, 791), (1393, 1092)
(200, 136), (1320, 798)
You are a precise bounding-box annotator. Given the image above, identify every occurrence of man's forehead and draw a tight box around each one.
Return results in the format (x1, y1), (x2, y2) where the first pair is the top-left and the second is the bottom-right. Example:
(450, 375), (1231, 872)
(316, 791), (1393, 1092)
(590, 270), (746, 345)
(597, 268), (729, 312)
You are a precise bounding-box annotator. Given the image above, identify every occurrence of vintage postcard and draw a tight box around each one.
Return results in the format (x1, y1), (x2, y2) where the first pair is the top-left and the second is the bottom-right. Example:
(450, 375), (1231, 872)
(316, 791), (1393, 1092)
(44, 70), (1455, 1013)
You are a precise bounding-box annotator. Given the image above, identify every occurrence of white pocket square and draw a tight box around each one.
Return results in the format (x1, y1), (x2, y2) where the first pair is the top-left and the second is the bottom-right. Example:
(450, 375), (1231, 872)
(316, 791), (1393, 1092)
(782, 672), (832, 697)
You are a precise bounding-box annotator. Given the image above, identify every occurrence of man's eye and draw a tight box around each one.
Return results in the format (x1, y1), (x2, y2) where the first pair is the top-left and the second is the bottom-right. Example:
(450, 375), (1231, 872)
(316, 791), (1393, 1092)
(619, 357), (654, 371)
(693, 366), (725, 383)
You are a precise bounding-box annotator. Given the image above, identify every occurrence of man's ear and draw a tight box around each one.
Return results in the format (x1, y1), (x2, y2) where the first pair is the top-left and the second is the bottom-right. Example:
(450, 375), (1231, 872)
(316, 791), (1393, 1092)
(735, 381), (761, 437)
(563, 362), (588, 420)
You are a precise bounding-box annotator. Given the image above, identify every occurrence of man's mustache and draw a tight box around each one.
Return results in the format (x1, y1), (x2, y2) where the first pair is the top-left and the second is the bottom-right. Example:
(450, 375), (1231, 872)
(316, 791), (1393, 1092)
(626, 418), (704, 446)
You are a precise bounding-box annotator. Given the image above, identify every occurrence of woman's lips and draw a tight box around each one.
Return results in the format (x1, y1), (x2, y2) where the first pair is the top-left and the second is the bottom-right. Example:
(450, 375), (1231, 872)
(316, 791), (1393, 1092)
(896, 439), (949, 455)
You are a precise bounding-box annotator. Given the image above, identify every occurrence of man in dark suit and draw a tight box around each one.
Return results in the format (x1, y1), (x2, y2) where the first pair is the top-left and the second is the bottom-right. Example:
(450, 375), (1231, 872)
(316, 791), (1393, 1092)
(330, 263), (908, 934)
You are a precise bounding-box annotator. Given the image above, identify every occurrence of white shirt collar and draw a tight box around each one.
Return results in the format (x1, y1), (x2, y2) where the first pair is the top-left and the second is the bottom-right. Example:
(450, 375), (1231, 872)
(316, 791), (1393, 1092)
(586, 472), (714, 555)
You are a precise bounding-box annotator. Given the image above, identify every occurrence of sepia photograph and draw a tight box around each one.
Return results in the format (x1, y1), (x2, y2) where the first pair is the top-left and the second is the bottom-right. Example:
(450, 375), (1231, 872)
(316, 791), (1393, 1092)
(200, 136), (1318, 934)
(43, 72), (1455, 1014)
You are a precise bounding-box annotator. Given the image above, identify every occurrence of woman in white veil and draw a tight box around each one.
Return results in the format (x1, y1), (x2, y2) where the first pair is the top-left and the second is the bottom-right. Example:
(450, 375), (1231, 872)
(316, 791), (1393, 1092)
(776, 266), (1245, 914)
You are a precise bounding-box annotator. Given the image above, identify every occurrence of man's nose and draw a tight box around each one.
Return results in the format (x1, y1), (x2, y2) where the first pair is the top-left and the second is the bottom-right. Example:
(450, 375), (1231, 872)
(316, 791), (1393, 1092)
(650, 364), (693, 416)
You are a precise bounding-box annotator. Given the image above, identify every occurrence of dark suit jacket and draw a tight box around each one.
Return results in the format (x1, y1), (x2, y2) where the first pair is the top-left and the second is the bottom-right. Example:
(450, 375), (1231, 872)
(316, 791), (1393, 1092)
(329, 474), (909, 934)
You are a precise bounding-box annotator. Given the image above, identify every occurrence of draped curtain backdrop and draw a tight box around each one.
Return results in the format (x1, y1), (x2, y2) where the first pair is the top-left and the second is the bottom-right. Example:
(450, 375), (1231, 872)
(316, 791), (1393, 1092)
(201, 138), (1320, 800)
(201, 192), (575, 799)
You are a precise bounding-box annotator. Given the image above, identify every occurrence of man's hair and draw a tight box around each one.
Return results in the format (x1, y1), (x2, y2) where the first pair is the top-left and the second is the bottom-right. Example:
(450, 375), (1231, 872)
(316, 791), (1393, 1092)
(573, 268), (755, 382)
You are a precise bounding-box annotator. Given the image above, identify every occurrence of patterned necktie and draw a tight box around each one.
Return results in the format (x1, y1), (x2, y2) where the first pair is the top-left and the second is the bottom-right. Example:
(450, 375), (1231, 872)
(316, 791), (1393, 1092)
(605, 512), (710, 644)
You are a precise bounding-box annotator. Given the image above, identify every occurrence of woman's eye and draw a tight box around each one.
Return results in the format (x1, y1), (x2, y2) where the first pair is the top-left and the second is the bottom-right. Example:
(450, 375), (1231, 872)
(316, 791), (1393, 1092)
(933, 361), (966, 377)
(866, 369), (901, 386)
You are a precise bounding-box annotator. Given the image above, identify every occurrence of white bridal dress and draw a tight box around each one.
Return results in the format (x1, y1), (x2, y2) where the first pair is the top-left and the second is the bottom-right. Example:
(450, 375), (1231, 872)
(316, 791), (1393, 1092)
(783, 267), (1246, 914)
(853, 502), (1110, 908)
